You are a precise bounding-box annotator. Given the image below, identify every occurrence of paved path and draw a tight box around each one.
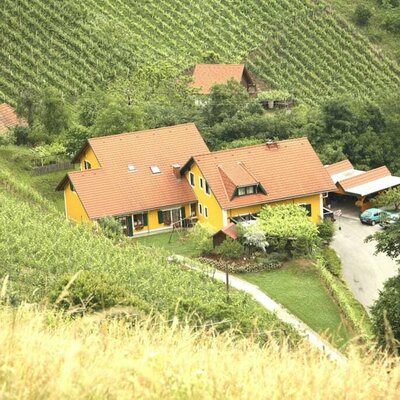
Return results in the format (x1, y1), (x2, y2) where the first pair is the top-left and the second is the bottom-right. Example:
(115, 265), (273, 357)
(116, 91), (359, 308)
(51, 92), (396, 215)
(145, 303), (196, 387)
(332, 214), (399, 310)
(170, 256), (346, 363)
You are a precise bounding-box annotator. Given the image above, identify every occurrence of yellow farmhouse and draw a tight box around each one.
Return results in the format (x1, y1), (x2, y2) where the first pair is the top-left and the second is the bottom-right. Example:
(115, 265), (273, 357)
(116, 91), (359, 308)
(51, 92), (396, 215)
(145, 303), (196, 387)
(57, 123), (336, 236)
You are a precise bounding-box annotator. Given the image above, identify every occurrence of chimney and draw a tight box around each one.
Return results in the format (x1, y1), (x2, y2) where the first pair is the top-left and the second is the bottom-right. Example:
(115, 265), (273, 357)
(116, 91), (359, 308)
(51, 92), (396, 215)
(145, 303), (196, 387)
(266, 140), (279, 150)
(172, 164), (181, 180)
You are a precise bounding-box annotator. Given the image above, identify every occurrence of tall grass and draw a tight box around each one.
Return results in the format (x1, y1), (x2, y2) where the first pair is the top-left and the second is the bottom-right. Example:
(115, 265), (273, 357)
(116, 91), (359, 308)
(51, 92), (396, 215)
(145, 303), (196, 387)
(0, 305), (399, 400)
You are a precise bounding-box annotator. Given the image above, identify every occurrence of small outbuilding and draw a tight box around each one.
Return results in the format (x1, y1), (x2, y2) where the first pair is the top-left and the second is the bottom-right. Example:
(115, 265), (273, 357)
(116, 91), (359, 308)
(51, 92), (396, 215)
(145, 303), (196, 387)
(213, 222), (238, 248)
(0, 103), (27, 134)
(189, 64), (257, 94)
(325, 159), (400, 211)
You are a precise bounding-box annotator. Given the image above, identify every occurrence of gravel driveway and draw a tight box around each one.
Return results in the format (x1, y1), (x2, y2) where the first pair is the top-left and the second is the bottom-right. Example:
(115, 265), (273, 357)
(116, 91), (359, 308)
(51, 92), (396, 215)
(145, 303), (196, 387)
(331, 214), (399, 310)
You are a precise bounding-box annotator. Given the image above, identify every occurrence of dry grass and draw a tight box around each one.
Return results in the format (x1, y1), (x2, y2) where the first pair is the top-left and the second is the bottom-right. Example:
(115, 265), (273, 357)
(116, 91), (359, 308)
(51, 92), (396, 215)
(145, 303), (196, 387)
(0, 306), (399, 400)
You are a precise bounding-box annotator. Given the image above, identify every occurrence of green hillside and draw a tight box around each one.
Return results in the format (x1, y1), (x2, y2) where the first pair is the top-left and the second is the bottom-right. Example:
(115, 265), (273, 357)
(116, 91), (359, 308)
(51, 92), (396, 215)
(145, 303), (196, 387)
(0, 162), (294, 342)
(1, 0), (399, 105)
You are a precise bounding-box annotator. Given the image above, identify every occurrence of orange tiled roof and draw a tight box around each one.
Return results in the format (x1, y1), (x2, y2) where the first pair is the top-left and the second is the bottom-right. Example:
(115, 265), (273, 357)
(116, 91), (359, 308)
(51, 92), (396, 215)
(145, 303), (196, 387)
(59, 123), (210, 219)
(339, 166), (391, 191)
(190, 64), (246, 94)
(220, 222), (238, 240)
(325, 159), (354, 175)
(189, 138), (336, 210)
(0, 103), (27, 134)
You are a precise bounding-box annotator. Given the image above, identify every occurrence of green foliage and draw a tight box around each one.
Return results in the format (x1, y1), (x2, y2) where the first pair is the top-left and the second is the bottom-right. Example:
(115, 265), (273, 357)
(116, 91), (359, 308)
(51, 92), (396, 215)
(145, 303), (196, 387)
(370, 273), (400, 351)
(62, 125), (90, 157)
(0, 187), (292, 341)
(258, 205), (318, 242)
(354, 5), (373, 26)
(203, 79), (256, 126)
(30, 142), (66, 166)
(93, 98), (143, 136)
(318, 220), (335, 244)
(258, 90), (292, 101)
(98, 217), (124, 239)
(242, 224), (269, 252)
(37, 87), (72, 135)
(1, 0), (399, 107)
(188, 222), (216, 255)
(51, 270), (151, 313)
(373, 187), (400, 210)
(383, 9), (400, 33)
(13, 126), (30, 146)
(214, 238), (245, 259)
(314, 257), (372, 338)
(321, 248), (342, 278)
(366, 223), (400, 262)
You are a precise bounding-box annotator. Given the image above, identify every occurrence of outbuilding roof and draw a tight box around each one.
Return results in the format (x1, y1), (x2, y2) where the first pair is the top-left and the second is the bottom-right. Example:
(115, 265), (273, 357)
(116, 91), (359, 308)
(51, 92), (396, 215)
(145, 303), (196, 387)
(57, 123), (210, 219)
(184, 138), (336, 210)
(190, 64), (247, 94)
(0, 103), (27, 134)
(325, 160), (400, 196)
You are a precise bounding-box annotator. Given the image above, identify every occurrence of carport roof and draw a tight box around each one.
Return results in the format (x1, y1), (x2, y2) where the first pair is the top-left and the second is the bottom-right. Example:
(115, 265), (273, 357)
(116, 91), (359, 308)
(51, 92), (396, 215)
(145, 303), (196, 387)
(325, 160), (400, 197)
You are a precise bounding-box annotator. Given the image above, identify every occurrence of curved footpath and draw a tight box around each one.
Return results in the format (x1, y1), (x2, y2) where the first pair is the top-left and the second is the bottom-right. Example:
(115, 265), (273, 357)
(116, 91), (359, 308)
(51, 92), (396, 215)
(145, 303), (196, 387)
(170, 255), (346, 363)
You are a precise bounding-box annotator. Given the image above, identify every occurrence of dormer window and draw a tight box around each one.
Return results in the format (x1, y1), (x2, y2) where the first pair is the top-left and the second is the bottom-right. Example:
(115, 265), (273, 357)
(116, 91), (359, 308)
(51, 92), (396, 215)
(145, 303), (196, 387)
(236, 185), (260, 197)
(84, 160), (91, 170)
(150, 165), (161, 174)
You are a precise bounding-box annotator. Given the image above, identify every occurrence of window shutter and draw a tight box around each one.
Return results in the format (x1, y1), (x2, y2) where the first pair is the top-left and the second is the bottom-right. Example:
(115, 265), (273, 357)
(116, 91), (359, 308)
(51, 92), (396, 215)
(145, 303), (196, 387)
(157, 210), (164, 224)
(143, 213), (148, 226)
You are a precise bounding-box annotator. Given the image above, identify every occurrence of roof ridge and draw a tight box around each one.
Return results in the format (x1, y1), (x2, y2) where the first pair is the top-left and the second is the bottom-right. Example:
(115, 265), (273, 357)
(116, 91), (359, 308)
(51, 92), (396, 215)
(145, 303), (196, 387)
(89, 122), (197, 142)
(194, 137), (308, 158)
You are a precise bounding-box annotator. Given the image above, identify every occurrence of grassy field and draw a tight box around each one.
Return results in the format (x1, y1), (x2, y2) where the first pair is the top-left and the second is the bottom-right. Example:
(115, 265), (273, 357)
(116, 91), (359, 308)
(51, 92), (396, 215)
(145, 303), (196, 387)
(242, 260), (353, 347)
(0, 145), (68, 213)
(134, 231), (201, 258)
(1, 306), (398, 400)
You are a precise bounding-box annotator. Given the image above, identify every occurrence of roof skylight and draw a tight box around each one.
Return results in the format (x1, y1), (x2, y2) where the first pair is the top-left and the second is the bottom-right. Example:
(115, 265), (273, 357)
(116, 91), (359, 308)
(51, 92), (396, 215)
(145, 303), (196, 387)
(128, 164), (136, 172)
(150, 165), (161, 174)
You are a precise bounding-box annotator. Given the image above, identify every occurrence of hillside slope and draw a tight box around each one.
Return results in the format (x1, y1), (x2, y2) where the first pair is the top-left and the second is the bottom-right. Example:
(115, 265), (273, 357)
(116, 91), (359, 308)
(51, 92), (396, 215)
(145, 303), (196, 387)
(1, 306), (399, 399)
(0, 163), (293, 341)
(1, 0), (399, 105)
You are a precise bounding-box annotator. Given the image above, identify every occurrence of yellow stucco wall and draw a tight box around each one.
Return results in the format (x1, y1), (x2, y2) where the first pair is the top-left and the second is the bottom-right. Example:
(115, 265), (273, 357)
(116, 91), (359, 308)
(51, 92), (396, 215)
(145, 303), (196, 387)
(79, 146), (100, 170)
(228, 194), (323, 224)
(185, 162), (324, 231)
(185, 163), (224, 229)
(64, 183), (90, 222)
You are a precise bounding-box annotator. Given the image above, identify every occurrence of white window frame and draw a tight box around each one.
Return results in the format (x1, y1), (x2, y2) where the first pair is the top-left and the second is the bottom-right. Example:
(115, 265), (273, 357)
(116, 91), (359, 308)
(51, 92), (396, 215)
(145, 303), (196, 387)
(189, 172), (195, 187)
(84, 160), (91, 170)
(198, 203), (203, 215)
(204, 206), (209, 219)
(299, 203), (312, 217)
(199, 177), (204, 189)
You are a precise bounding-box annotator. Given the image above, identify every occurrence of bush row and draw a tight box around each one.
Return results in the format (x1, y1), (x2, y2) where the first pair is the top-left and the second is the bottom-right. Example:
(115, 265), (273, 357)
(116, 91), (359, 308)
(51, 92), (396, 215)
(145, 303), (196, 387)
(314, 257), (372, 339)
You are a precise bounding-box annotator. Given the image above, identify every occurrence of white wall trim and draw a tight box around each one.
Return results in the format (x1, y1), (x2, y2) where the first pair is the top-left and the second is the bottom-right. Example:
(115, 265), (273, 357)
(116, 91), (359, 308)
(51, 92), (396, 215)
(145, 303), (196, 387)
(222, 209), (228, 226)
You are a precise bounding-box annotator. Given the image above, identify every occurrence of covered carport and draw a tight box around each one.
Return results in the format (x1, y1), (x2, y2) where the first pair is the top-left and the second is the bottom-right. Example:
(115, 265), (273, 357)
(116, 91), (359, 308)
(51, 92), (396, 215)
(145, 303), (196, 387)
(325, 160), (400, 212)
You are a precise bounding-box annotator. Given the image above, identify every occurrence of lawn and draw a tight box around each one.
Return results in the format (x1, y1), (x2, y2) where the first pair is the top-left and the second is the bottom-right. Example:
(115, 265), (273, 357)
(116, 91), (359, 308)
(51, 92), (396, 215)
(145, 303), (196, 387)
(242, 261), (353, 348)
(134, 231), (201, 258)
(0, 145), (70, 213)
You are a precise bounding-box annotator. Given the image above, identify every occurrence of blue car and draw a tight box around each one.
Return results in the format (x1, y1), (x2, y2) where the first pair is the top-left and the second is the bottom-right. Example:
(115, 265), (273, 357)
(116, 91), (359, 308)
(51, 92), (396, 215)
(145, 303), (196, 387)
(360, 208), (393, 226)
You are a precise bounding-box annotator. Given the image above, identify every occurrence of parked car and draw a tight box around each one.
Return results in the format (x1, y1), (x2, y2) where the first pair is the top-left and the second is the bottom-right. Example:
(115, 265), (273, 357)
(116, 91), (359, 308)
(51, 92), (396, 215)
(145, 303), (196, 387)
(379, 213), (400, 229)
(359, 208), (393, 226)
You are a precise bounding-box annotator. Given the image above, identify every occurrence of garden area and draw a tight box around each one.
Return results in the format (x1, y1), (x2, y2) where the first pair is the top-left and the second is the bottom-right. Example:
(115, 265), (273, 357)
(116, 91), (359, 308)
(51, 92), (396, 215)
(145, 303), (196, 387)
(134, 204), (370, 347)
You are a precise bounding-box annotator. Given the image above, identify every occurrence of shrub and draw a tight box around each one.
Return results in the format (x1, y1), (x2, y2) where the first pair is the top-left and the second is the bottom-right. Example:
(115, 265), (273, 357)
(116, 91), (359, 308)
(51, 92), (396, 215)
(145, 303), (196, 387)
(383, 10), (400, 34)
(321, 248), (342, 278)
(51, 270), (151, 313)
(318, 220), (335, 244)
(354, 5), (373, 26)
(214, 238), (245, 259)
(13, 126), (30, 146)
(370, 273), (400, 351)
(98, 217), (123, 239)
(0, 131), (15, 146)
(291, 237), (311, 258)
(188, 222), (215, 255)
(242, 225), (269, 252)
